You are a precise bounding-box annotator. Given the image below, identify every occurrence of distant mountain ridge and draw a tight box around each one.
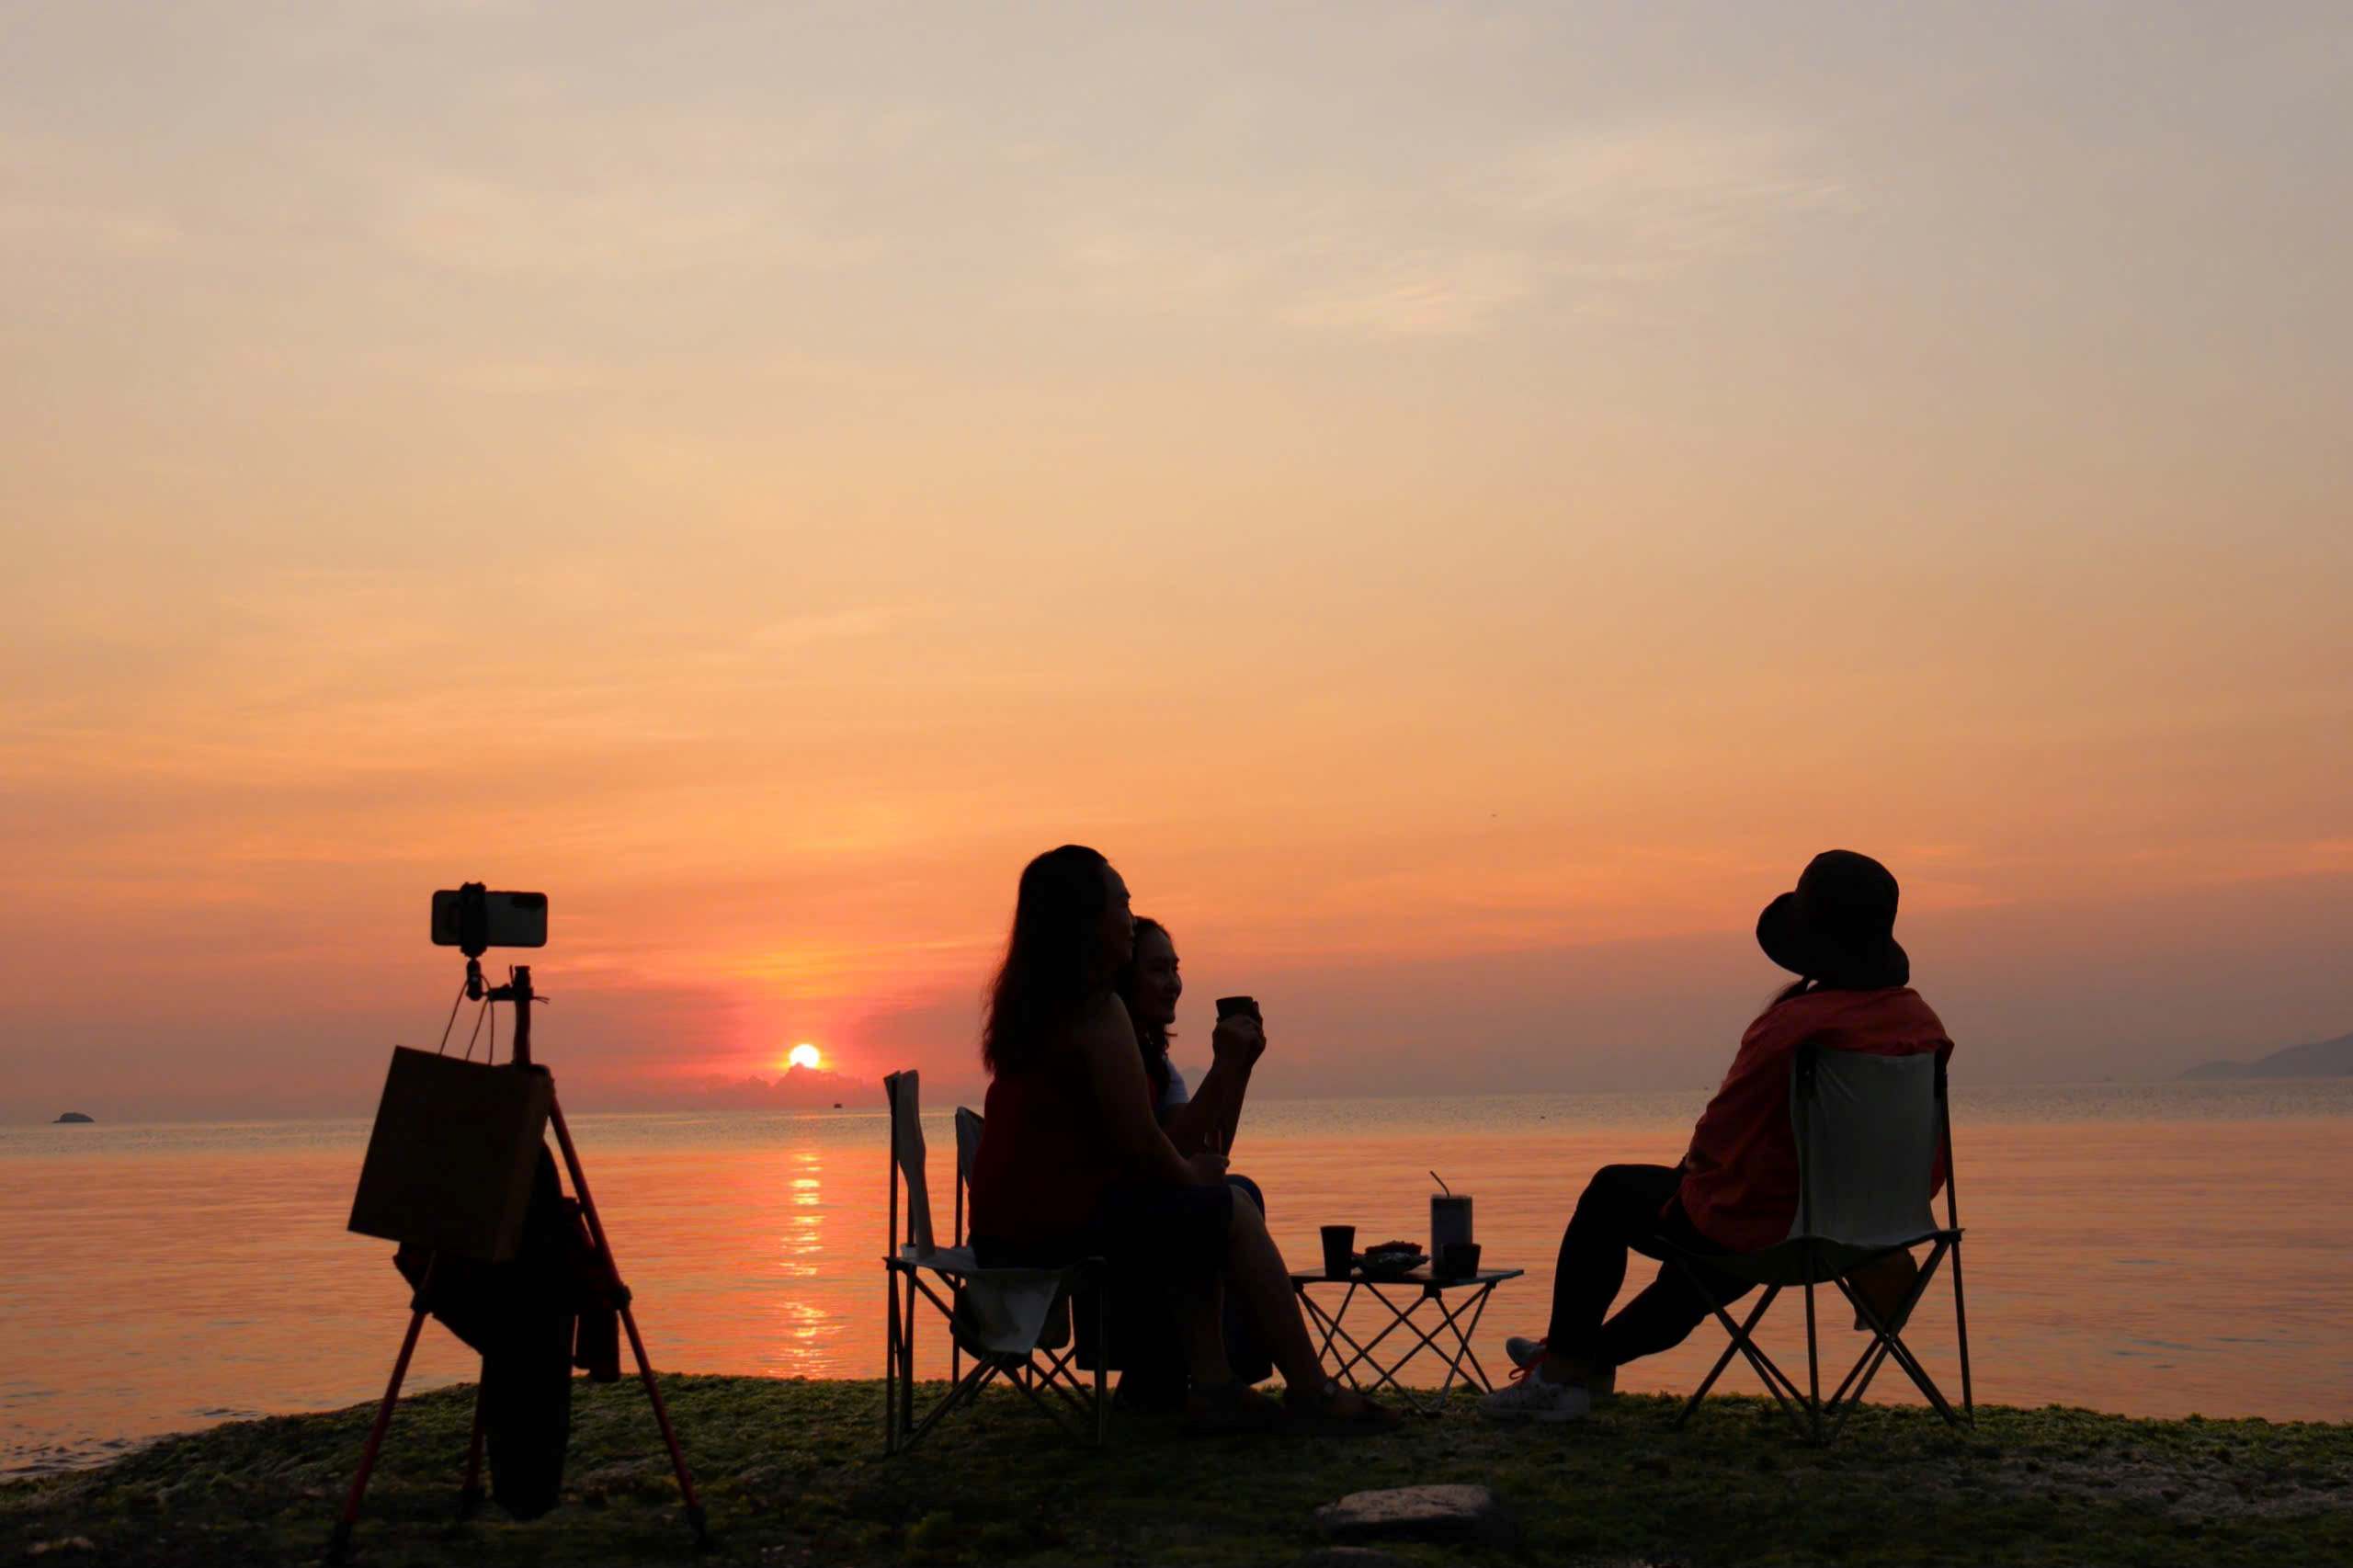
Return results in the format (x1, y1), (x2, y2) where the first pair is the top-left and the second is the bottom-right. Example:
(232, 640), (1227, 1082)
(2182, 1029), (2353, 1080)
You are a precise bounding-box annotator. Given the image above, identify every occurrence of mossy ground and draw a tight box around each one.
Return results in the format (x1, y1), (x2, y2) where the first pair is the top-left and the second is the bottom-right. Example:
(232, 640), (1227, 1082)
(6, 1377), (2349, 1566)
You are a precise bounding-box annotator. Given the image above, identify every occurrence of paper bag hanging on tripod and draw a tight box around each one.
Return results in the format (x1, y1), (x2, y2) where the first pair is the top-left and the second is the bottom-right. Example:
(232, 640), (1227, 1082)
(349, 1047), (552, 1262)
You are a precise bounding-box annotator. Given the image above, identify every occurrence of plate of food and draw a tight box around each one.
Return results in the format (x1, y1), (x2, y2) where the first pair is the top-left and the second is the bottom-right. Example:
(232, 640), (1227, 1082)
(1354, 1241), (1427, 1280)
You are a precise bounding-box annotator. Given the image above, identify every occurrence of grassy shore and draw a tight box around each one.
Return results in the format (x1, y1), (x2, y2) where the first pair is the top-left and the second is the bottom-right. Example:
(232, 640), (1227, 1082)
(6, 1377), (2349, 1566)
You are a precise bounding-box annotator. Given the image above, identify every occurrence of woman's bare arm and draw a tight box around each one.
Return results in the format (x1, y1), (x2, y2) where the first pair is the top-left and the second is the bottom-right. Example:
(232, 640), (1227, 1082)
(1160, 1070), (1228, 1153)
(1157, 1011), (1265, 1153)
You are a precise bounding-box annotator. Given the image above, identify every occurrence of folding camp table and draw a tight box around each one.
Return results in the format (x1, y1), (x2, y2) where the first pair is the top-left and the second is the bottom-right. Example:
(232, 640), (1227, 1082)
(1289, 1266), (1523, 1415)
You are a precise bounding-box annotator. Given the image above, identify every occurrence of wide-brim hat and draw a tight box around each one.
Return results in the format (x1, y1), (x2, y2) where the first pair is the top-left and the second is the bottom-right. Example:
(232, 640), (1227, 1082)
(1756, 849), (1910, 989)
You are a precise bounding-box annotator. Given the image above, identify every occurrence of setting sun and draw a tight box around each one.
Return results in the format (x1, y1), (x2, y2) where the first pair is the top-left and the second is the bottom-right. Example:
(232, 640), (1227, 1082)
(786, 1043), (822, 1073)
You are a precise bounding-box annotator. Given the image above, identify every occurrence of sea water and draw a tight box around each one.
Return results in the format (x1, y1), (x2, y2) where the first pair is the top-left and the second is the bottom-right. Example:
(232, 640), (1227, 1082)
(4, 1080), (2347, 1473)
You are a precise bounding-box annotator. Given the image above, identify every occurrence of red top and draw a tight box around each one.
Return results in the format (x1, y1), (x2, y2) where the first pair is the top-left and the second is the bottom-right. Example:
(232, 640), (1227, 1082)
(1675, 986), (1953, 1253)
(968, 1051), (1123, 1245)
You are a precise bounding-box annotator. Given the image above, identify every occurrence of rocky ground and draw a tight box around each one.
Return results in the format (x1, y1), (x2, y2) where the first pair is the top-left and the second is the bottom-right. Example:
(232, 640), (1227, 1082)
(6, 1376), (2349, 1566)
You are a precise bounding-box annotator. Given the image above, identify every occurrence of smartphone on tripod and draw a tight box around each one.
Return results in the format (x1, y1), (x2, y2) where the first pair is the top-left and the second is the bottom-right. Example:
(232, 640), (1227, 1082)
(431, 888), (548, 949)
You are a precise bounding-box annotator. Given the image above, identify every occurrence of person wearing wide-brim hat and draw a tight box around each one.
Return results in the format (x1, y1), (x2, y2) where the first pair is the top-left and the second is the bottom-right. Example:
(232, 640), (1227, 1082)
(1483, 850), (1954, 1424)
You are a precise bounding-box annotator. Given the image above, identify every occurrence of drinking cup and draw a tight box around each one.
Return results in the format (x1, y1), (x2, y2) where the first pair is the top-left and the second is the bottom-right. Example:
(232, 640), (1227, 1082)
(1438, 1241), (1482, 1280)
(1320, 1224), (1356, 1279)
(1431, 1193), (1473, 1256)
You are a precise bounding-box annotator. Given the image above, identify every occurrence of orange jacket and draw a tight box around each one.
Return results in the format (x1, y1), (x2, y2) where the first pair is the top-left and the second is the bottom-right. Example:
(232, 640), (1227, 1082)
(1675, 987), (1953, 1253)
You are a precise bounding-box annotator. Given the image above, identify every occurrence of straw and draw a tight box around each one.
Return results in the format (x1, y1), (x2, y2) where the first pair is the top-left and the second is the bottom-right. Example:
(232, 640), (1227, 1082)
(1430, 1170), (1450, 1197)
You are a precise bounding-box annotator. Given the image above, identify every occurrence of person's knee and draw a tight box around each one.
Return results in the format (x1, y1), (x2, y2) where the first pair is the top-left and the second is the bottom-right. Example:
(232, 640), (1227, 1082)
(1574, 1165), (1642, 1219)
(1664, 1259), (1747, 1315)
(1226, 1174), (1265, 1218)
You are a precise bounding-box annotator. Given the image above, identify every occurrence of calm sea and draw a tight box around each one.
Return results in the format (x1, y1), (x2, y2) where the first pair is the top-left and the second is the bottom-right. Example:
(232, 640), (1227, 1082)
(4, 1082), (2348, 1474)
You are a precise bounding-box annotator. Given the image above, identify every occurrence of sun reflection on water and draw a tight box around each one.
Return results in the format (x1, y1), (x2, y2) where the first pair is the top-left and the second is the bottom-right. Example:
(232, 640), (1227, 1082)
(765, 1148), (839, 1373)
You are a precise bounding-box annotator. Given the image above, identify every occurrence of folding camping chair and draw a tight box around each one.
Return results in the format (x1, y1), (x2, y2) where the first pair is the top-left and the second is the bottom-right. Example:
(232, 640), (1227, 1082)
(881, 1072), (1108, 1453)
(1670, 1044), (1974, 1443)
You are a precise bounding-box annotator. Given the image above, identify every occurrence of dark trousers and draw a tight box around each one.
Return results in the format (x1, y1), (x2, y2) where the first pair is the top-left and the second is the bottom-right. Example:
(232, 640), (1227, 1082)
(1108, 1174), (1273, 1402)
(1545, 1164), (1753, 1369)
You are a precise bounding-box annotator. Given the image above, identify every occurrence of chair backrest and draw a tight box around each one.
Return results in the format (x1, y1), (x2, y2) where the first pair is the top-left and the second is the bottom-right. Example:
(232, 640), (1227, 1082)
(953, 1108), (983, 1187)
(882, 1070), (936, 1256)
(1786, 1044), (1946, 1250)
(951, 1107), (984, 1248)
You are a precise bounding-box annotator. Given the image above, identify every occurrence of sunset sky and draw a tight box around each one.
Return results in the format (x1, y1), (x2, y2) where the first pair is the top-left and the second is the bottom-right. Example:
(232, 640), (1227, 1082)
(5, 3), (2348, 1120)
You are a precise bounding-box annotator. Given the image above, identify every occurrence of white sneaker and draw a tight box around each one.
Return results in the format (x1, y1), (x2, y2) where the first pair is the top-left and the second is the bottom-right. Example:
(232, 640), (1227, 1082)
(1478, 1373), (1591, 1423)
(1501, 1335), (1618, 1394)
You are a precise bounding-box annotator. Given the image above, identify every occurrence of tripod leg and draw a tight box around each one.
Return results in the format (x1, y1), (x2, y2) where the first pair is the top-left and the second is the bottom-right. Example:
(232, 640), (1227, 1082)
(550, 1095), (710, 1550)
(457, 1365), (488, 1519)
(618, 1300), (708, 1546)
(328, 1274), (436, 1563)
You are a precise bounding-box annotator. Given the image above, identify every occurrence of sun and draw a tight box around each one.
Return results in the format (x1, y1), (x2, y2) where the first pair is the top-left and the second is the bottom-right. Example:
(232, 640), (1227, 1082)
(786, 1042), (823, 1072)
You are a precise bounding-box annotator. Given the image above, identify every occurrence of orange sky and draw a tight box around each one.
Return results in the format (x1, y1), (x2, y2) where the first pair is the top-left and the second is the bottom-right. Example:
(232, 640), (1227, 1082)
(4, 4), (2349, 1119)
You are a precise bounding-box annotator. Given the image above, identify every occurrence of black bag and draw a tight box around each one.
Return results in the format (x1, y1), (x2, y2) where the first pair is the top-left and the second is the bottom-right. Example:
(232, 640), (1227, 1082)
(394, 1145), (601, 1518)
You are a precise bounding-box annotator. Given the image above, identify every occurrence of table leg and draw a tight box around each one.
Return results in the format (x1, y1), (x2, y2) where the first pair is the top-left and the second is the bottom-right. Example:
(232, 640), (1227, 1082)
(1422, 1283), (1503, 1403)
(1296, 1280), (1518, 1416)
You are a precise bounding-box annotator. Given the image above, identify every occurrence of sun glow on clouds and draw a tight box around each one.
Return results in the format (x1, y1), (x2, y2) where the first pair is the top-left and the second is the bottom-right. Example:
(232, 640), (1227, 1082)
(2, 3), (2350, 1119)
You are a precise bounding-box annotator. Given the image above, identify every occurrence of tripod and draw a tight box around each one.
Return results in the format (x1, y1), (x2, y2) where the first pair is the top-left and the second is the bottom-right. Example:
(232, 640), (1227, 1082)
(329, 962), (709, 1561)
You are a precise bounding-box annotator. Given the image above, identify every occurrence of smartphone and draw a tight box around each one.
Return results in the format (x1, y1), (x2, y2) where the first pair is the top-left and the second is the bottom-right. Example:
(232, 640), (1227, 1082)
(1214, 994), (1259, 1021)
(431, 888), (549, 950)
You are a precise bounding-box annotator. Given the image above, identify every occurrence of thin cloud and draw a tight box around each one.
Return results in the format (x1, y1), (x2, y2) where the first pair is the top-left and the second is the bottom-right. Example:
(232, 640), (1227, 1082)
(745, 606), (920, 649)
(1279, 248), (1537, 337)
(1054, 114), (1852, 340)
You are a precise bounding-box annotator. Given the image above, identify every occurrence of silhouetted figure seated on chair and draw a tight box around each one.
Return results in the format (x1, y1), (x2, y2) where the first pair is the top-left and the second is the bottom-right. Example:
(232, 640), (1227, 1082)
(1096, 915), (1276, 1409)
(966, 846), (1392, 1435)
(1483, 850), (1954, 1423)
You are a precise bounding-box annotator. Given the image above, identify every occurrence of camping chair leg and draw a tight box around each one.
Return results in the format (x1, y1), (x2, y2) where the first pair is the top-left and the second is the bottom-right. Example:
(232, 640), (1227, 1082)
(1802, 1278), (1824, 1444)
(457, 1370), (487, 1518)
(1677, 1273), (1808, 1434)
(1870, 1315), (1965, 1427)
(901, 1359), (999, 1452)
(1035, 1346), (1092, 1417)
(1094, 1287), (1109, 1449)
(883, 1272), (898, 1455)
(1004, 1357), (1098, 1447)
(1834, 1247), (1965, 1429)
(1949, 1236), (1975, 1425)
(898, 1272), (919, 1439)
(1824, 1239), (1949, 1432)
(1678, 1285), (1779, 1426)
(1824, 1259), (1920, 1424)
(1828, 1337), (1896, 1431)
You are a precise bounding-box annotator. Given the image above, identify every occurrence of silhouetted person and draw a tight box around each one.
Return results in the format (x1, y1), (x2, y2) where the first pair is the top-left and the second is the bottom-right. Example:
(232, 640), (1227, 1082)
(1106, 915), (1274, 1407)
(1483, 850), (1954, 1422)
(967, 846), (1393, 1433)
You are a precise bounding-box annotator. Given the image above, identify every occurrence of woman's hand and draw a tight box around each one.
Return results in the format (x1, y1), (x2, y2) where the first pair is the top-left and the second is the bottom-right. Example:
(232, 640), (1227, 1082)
(1211, 1011), (1267, 1069)
(1184, 1145), (1230, 1186)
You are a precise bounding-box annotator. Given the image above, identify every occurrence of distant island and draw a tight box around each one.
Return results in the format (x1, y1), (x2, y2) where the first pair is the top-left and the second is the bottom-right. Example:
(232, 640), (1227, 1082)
(2182, 1029), (2353, 1080)
(54, 1111), (96, 1123)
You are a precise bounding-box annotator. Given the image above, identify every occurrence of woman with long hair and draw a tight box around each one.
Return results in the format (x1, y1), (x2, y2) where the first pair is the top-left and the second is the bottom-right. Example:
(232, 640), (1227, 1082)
(1482, 850), (1955, 1423)
(1118, 916), (1263, 1153)
(966, 846), (1390, 1433)
(1108, 915), (1273, 1404)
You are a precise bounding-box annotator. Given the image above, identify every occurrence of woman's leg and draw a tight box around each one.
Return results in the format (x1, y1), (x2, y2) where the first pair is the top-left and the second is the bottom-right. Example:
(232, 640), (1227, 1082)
(1220, 1176), (1276, 1383)
(1539, 1165), (1683, 1380)
(1174, 1288), (1233, 1387)
(1211, 1187), (1326, 1390)
(1594, 1256), (1753, 1367)
(1593, 1194), (1755, 1367)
